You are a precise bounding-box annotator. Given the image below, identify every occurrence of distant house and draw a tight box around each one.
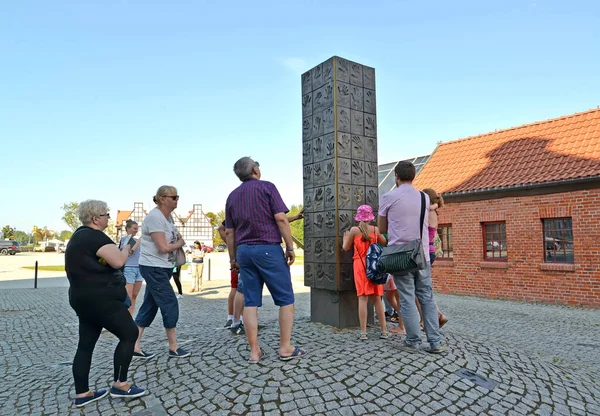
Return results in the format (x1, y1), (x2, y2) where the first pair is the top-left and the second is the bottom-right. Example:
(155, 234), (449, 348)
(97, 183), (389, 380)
(378, 155), (430, 193)
(413, 108), (600, 308)
(116, 203), (213, 246)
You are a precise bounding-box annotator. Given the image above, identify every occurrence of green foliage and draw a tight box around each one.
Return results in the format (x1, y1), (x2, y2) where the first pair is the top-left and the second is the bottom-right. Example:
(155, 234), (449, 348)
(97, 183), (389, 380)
(2, 225), (15, 239)
(61, 202), (81, 231)
(13, 230), (31, 245)
(59, 230), (73, 241)
(289, 204), (304, 245)
(205, 210), (226, 246)
(32, 226), (54, 243)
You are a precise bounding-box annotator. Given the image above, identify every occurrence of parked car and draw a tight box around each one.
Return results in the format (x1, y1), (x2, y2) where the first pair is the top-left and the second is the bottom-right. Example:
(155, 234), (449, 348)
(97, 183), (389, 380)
(35, 242), (57, 252)
(57, 244), (66, 253)
(216, 244), (227, 252)
(0, 240), (21, 255)
(203, 245), (213, 253)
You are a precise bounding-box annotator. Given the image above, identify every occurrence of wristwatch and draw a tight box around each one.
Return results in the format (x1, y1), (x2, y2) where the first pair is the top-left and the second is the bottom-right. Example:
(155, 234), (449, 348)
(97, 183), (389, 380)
(285, 247), (294, 252)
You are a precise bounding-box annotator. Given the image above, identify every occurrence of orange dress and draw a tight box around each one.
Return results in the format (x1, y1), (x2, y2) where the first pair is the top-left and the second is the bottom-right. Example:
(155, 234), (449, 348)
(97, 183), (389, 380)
(352, 230), (384, 297)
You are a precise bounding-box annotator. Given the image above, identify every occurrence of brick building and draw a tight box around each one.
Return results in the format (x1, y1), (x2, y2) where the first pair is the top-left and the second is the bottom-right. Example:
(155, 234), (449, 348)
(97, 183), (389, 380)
(115, 203), (213, 245)
(413, 108), (600, 308)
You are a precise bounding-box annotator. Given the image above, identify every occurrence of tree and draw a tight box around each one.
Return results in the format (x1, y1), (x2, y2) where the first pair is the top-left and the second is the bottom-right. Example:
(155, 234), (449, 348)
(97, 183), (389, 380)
(205, 210), (226, 246)
(104, 218), (117, 242)
(2, 225), (15, 239)
(59, 230), (73, 241)
(62, 202), (81, 231)
(32, 226), (52, 243)
(13, 230), (31, 245)
(289, 205), (304, 245)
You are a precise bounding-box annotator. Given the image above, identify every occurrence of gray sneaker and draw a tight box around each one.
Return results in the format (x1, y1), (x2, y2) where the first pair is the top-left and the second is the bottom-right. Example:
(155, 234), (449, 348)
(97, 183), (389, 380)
(423, 345), (447, 354)
(393, 343), (422, 354)
(224, 319), (233, 328)
(230, 323), (245, 335)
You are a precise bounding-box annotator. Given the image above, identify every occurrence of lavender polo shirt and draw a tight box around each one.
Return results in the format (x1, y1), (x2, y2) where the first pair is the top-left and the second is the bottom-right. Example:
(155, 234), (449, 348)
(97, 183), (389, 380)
(379, 183), (430, 263)
(225, 179), (289, 245)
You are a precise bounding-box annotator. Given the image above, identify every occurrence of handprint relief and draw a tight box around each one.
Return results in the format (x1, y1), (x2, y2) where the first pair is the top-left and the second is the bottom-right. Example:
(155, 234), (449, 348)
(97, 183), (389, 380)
(314, 213), (324, 232)
(338, 159), (351, 183)
(324, 161), (334, 183)
(313, 163), (322, 185)
(339, 185), (351, 209)
(365, 162), (376, 184)
(313, 137), (323, 161)
(365, 138), (376, 161)
(323, 83), (333, 103)
(302, 71), (311, 92)
(352, 160), (364, 177)
(326, 140), (334, 157)
(339, 213), (352, 233)
(337, 58), (348, 81)
(315, 263), (324, 279)
(326, 238), (335, 257)
(314, 240), (324, 257)
(338, 133), (351, 158)
(367, 189), (377, 206)
(303, 142), (312, 163)
(304, 194), (313, 210)
(365, 116), (376, 137)
(314, 187), (324, 210)
(363, 67), (375, 89)
(338, 108), (350, 132)
(351, 110), (364, 135)
(313, 116), (323, 137)
(302, 94), (312, 115)
(337, 82), (350, 108)
(353, 187), (364, 205)
(323, 108), (334, 133)
(303, 118), (311, 141)
(350, 86), (363, 111)
(323, 59), (333, 81)
(352, 135), (364, 159)
(350, 63), (362, 86)
(325, 211), (335, 229)
(313, 90), (323, 109)
(364, 89), (376, 113)
(303, 165), (312, 182)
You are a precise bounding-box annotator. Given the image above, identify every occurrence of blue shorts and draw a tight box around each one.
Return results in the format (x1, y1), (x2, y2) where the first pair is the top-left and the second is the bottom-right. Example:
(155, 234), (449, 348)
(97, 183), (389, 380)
(123, 266), (144, 284)
(237, 274), (244, 295)
(136, 265), (179, 329)
(236, 244), (294, 307)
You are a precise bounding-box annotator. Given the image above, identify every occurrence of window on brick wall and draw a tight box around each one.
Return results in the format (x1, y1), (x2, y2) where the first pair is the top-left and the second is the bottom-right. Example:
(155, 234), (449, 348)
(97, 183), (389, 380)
(542, 218), (574, 263)
(437, 225), (453, 258)
(482, 221), (507, 261)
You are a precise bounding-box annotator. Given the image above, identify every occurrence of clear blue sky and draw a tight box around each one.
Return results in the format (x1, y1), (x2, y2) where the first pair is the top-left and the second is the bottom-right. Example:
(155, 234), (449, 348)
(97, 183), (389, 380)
(2, 0), (599, 233)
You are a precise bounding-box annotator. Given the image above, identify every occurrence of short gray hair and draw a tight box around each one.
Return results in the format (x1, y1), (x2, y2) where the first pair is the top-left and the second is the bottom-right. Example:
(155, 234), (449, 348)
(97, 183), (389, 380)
(233, 157), (256, 181)
(78, 200), (108, 225)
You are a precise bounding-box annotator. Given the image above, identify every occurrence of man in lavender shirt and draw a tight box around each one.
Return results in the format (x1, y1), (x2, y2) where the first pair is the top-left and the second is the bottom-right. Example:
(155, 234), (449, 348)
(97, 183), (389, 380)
(378, 161), (446, 354)
(225, 157), (307, 364)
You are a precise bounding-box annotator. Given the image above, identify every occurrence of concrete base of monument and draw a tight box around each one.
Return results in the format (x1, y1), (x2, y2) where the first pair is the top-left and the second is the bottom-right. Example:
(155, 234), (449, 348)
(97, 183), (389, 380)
(310, 288), (374, 329)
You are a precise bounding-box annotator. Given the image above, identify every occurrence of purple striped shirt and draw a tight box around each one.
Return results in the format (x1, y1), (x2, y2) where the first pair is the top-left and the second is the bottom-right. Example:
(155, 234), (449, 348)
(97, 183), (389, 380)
(225, 179), (289, 245)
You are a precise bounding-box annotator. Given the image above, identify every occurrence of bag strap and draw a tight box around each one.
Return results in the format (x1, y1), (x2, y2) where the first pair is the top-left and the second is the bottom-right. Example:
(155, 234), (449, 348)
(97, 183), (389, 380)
(419, 191), (426, 240)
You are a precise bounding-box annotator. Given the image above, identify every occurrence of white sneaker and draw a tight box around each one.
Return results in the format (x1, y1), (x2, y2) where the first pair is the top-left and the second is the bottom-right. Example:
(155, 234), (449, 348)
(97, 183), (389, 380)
(176, 294), (183, 299)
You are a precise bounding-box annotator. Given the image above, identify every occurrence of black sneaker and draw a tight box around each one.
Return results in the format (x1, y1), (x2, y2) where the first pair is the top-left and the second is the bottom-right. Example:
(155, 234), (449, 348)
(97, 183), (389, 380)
(224, 319), (233, 328)
(132, 350), (155, 359)
(385, 311), (392, 322)
(423, 345), (447, 354)
(230, 323), (245, 335)
(169, 347), (191, 358)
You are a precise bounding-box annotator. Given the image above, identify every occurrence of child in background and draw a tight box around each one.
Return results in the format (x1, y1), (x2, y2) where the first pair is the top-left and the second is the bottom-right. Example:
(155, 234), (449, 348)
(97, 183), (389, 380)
(342, 205), (389, 340)
(384, 274), (406, 334)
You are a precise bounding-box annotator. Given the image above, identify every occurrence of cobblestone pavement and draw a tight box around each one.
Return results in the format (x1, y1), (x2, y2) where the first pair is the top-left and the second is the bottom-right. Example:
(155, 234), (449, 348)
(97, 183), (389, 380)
(1, 279), (599, 416)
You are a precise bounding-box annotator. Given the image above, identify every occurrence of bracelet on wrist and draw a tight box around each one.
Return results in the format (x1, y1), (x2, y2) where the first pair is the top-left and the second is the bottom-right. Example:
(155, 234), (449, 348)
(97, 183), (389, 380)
(286, 247), (294, 252)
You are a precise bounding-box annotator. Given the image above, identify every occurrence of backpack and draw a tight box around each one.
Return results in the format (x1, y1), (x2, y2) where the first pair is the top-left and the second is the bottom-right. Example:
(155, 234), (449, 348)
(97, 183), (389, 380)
(365, 243), (388, 285)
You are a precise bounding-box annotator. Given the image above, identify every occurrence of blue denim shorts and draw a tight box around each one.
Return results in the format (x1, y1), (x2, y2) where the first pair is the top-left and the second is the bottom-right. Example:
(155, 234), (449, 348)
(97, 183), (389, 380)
(237, 274), (244, 295)
(123, 266), (144, 284)
(135, 265), (179, 329)
(236, 244), (294, 307)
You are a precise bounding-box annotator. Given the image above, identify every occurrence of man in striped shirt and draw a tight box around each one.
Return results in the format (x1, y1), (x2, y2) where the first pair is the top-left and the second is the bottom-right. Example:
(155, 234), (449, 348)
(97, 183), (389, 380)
(225, 157), (307, 363)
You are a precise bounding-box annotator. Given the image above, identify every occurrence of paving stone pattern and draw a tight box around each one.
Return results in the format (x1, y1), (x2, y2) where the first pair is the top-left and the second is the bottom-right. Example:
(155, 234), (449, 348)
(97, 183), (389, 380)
(0, 282), (599, 415)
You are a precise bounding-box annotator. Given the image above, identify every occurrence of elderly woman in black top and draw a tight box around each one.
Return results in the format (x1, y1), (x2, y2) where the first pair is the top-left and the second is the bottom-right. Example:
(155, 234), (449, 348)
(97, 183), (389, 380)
(65, 200), (145, 407)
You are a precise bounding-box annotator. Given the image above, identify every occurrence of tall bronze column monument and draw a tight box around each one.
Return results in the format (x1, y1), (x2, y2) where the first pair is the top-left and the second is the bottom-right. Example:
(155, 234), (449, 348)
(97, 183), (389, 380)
(302, 56), (378, 328)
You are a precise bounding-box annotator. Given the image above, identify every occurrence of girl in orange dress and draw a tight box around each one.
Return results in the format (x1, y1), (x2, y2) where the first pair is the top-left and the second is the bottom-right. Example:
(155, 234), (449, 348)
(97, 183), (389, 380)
(342, 205), (389, 340)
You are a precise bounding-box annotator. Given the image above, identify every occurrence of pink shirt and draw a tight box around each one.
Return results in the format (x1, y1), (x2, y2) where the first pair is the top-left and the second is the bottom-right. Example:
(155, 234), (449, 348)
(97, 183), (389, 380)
(379, 183), (430, 263)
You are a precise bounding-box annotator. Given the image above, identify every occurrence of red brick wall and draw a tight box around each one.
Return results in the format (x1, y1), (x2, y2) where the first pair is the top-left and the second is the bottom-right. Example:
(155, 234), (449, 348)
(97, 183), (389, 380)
(432, 188), (600, 308)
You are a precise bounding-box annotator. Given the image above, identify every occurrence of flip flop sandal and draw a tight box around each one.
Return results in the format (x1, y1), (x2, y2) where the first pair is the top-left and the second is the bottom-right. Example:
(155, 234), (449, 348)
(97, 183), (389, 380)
(380, 331), (391, 339)
(279, 346), (307, 361)
(359, 332), (368, 340)
(248, 348), (264, 364)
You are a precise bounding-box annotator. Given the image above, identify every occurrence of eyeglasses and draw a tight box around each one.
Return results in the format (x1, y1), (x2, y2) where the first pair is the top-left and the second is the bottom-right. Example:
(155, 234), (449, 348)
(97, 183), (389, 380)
(98, 213), (110, 218)
(255, 161), (260, 167)
(164, 195), (179, 201)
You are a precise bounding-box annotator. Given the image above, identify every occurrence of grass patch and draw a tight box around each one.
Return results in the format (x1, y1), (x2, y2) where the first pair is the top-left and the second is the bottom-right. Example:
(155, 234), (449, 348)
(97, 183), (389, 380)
(22, 265), (65, 272)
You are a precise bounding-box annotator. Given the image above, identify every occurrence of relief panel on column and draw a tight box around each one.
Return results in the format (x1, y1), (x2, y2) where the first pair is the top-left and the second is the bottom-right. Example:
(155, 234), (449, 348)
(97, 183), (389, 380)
(304, 262), (314, 287)
(323, 106), (334, 134)
(312, 86), (326, 113)
(352, 186), (365, 210)
(323, 58), (334, 83)
(338, 184), (352, 211)
(364, 89), (376, 114)
(325, 264), (337, 291)
(337, 133), (352, 159)
(303, 212), (313, 241)
(324, 185), (336, 211)
(303, 116), (312, 142)
(337, 158), (351, 184)
(364, 136), (377, 162)
(322, 80), (334, 110)
(313, 187), (324, 212)
(350, 86), (363, 111)
(312, 136), (325, 163)
(336, 81), (350, 108)
(338, 210), (354, 236)
(325, 237), (337, 264)
(313, 238), (325, 263)
(302, 93), (312, 118)
(313, 212), (325, 238)
(313, 263), (324, 289)
(365, 162), (378, 186)
(339, 243), (354, 264)
(363, 66), (375, 90)
(302, 141), (313, 165)
(323, 132), (335, 160)
(349, 62), (363, 87)
(364, 113), (377, 137)
(323, 159), (335, 186)
(365, 186), (379, 211)
(351, 135), (364, 160)
(351, 160), (365, 185)
(303, 164), (313, 189)
(303, 234), (313, 262)
(312, 161), (324, 187)
(350, 109), (364, 135)
(339, 263), (355, 291)
(304, 190), (314, 213)
(324, 211), (336, 237)
(302, 70), (312, 95)
(337, 107), (351, 133)
(336, 57), (349, 83)
(312, 112), (324, 139)
(311, 64), (323, 91)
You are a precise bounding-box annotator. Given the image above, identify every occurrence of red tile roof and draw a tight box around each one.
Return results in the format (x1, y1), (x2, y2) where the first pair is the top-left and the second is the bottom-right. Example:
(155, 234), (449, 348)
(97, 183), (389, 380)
(116, 210), (132, 226)
(413, 108), (600, 194)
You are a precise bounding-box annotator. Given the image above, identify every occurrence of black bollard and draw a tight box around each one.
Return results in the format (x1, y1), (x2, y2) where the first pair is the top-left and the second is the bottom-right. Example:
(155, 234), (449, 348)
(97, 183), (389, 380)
(208, 258), (211, 281)
(34, 261), (38, 289)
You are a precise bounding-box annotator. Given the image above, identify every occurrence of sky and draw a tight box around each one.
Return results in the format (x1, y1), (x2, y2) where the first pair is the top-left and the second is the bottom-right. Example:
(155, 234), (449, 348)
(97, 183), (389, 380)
(1, 0), (599, 233)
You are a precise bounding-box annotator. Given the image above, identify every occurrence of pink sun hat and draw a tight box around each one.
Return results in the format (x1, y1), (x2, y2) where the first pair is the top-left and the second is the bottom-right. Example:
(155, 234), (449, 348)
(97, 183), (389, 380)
(355, 205), (375, 222)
